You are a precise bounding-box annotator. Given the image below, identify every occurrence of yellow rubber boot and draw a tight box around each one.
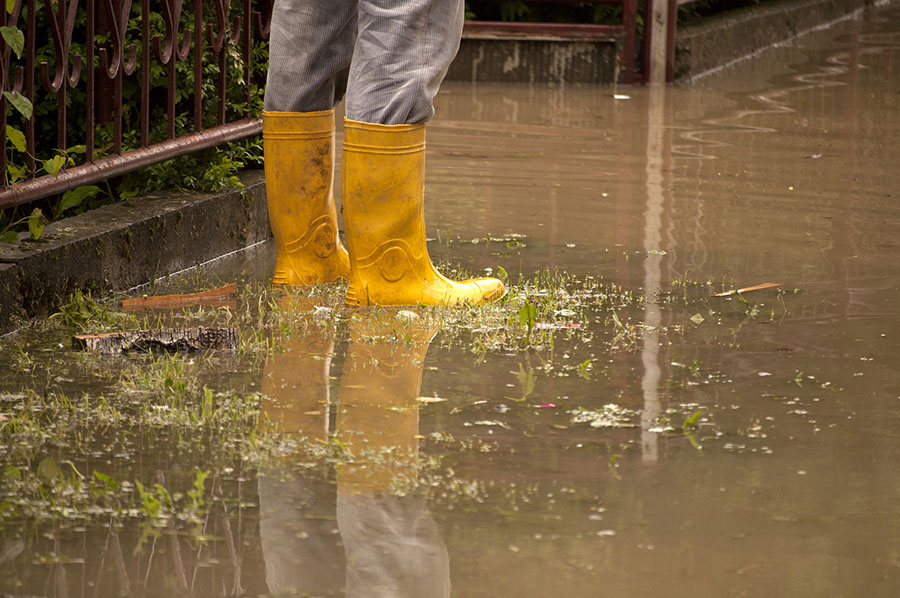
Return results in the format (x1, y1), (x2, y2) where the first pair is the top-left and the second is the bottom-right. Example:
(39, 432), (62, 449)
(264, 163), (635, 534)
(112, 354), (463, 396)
(341, 119), (506, 306)
(263, 110), (350, 286)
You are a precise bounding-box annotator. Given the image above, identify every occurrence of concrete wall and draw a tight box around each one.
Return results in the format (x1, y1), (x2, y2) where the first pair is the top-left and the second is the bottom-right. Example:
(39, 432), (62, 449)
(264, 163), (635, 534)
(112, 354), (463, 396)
(675, 0), (872, 81)
(448, 32), (622, 85)
(0, 170), (269, 335)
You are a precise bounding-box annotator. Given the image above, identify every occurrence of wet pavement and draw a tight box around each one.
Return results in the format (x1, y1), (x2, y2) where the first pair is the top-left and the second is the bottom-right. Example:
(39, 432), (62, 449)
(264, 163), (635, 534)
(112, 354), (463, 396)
(3, 3), (900, 596)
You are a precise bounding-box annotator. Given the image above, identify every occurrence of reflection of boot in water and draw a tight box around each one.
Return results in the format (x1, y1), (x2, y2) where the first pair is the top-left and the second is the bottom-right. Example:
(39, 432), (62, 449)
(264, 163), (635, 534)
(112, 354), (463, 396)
(257, 300), (344, 596)
(335, 312), (451, 598)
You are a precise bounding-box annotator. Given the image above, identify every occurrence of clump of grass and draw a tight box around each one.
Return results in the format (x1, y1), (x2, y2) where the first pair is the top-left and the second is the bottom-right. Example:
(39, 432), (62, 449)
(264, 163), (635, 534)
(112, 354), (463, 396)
(51, 289), (138, 333)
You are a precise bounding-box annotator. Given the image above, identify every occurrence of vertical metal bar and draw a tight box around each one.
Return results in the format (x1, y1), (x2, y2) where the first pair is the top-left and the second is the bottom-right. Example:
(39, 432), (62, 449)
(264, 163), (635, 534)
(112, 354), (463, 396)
(243, 0), (251, 116)
(25, 0), (35, 177)
(214, 1), (227, 126)
(56, 0), (68, 151)
(86, 0), (95, 163)
(0, 4), (8, 183)
(622, 0), (637, 85)
(642, 0), (654, 85)
(665, 0), (677, 83)
(167, 41), (177, 140)
(141, 0), (149, 147)
(193, 0), (202, 132)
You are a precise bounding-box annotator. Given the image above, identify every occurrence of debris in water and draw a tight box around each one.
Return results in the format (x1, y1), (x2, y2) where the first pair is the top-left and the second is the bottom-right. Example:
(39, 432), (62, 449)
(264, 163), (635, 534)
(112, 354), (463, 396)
(465, 420), (510, 429)
(613, 94), (630, 100)
(120, 282), (237, 310)
(534, 322), (581, 330)
(713, 282), (782, 297)
(417, 396), (446, 404)
(73, 327), (238, 353)
(569, 405), (638, 428)
(535, 403), (557, 409)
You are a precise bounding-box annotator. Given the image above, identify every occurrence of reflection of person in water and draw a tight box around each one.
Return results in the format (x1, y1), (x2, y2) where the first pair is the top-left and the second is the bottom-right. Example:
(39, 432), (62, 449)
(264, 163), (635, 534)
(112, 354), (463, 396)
(258, 299), (345, 595)
(258, 308), (449, 597)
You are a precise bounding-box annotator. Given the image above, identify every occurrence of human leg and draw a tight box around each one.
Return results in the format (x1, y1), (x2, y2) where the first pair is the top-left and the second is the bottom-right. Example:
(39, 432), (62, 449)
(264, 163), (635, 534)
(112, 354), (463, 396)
(340, 0), (505, 306)
(263, 0), (355, 286)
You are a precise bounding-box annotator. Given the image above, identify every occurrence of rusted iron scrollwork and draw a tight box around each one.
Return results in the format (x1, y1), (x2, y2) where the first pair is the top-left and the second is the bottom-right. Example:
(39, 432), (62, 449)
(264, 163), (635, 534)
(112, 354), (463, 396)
(0, 0), (273, 210)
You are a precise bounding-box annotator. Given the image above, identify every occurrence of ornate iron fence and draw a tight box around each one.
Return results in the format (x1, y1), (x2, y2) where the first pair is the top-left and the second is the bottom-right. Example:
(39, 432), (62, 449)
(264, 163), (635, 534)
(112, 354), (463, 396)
(0, 0), (272, 211)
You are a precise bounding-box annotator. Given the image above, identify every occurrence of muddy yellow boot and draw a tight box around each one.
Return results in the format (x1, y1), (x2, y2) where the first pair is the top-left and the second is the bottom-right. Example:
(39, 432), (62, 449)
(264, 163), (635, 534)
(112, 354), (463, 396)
(263, 110), (350, 286)
(341, 119), (506, 306)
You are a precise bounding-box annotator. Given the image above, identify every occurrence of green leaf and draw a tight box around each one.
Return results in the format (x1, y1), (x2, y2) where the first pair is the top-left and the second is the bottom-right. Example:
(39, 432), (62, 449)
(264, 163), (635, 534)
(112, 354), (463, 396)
(7, 163), (25, 183)
(0, 230), (17, 243)
(690, 313), (705, 324)
(0, 25), (23, 58)
(37, 457), (60, 482)
(28, 207), (46, 240)
(5, 125), (24, 152)
(58, 185), (101, 217)
(93, 470), (118, 489)
(3, 91), (31, 119)
(5, 0), (13, 15)
(43, 154), (66, 177)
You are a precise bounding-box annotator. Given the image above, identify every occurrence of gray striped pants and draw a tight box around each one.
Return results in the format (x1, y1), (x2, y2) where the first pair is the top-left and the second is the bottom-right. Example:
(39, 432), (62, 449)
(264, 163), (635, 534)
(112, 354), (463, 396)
(264, 0), (464, 125)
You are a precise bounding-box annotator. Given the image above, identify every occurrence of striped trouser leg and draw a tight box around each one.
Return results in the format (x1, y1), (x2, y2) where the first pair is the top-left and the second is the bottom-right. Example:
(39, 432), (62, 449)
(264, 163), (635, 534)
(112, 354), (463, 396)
(264, 0), (357, 112)
(345, 0), (465, 125)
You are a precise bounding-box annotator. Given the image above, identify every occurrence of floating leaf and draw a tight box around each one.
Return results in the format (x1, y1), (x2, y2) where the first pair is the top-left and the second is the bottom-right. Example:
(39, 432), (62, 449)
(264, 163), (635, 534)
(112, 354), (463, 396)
(690, 313), (705, 324)
(713, 282), (782, 297)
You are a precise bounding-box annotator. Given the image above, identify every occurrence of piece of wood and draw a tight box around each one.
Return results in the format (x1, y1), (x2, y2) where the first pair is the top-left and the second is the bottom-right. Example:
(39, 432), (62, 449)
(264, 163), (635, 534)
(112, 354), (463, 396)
(120, 282), (237, 311)
(713, 282), (783, 297)
(73, 327), (238, 354)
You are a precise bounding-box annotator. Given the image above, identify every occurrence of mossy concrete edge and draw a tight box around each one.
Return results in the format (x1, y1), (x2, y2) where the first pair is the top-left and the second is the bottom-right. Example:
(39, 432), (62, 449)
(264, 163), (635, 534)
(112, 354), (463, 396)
(0, 169), (269, 335)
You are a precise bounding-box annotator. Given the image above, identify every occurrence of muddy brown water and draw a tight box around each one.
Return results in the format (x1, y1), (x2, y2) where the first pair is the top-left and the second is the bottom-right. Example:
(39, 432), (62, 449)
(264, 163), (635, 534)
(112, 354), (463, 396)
(3, 5), (900, 597)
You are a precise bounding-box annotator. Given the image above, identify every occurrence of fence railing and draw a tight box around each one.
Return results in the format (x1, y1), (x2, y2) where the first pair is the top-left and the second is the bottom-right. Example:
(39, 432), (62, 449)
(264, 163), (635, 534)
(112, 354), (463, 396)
(0, 0), (273, 211)
(464, 0), (641, 83)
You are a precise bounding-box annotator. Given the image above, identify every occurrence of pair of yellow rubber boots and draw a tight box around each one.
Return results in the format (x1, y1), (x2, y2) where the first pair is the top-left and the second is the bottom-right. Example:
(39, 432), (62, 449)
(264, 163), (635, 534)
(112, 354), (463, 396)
(263, 109), (505, 306)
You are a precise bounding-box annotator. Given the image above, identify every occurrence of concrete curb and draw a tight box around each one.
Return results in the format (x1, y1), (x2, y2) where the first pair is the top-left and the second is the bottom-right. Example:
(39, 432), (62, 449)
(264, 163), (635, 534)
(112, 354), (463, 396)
(0, 170), (269, 335)
(675, 0), (871, 82)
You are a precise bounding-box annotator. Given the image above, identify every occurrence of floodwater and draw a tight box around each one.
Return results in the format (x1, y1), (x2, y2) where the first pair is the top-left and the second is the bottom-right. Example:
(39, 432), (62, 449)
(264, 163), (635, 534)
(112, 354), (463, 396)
(3, 3), (900, 597)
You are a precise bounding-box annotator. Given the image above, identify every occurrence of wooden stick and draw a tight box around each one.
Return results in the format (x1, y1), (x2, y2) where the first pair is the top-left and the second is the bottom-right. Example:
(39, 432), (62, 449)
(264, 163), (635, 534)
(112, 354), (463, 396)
(713, 282), (782, 297)
(121, 282), (238, 311)
(73, 327), (238, 353)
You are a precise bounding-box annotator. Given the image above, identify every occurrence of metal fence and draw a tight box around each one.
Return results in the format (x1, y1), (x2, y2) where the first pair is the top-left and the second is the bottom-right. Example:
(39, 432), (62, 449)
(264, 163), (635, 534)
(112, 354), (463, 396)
(0, 0), (273, 211)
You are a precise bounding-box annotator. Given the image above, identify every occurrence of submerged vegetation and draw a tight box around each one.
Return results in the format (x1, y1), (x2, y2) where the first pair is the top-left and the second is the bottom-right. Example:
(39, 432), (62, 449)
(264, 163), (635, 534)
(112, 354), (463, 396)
(0, 266), (797, 593)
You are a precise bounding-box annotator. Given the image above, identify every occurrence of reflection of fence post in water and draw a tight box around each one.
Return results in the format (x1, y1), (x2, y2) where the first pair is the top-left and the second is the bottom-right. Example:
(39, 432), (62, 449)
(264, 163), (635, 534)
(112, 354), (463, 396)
(640, 86), (674, 464)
